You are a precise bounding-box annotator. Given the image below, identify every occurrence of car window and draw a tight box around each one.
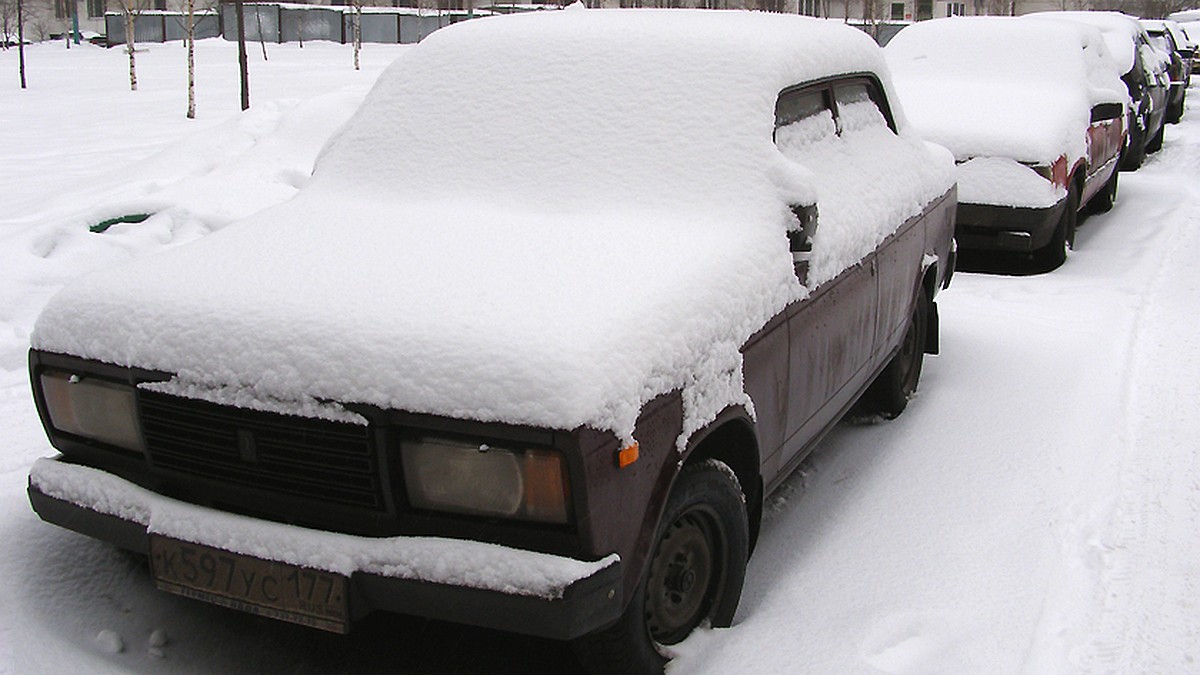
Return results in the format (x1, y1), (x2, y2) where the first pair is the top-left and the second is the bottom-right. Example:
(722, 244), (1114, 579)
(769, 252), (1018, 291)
(833, 81), (890, 134)
(774, 88), (836, 146)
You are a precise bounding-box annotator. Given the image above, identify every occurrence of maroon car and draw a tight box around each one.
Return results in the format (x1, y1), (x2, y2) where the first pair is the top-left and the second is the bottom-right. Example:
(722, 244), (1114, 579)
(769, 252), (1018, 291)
(26, 10), (955, 673)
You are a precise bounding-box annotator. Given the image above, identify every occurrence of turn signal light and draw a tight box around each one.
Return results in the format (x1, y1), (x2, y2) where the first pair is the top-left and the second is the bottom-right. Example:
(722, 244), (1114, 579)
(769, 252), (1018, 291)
(617, 442), (639, 469)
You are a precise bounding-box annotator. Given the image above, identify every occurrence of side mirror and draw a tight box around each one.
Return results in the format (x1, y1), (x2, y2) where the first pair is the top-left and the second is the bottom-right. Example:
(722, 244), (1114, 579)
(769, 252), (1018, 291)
(788, 203), (818, 286)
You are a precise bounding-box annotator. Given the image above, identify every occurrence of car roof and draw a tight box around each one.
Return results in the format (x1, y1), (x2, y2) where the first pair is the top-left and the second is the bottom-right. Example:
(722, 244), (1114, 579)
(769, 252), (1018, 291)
(316, 9), (893, 219)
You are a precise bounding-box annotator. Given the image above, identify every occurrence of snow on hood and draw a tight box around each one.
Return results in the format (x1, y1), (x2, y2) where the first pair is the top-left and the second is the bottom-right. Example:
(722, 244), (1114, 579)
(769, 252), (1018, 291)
(33, 194), (788, 442)
(886, 17), (1126, 165)
(32, 10), (944, 443)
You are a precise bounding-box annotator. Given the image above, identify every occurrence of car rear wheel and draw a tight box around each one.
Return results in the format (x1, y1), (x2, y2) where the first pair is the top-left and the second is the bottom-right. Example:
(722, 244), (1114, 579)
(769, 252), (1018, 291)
(1085, 169), (1118, 214)
(573, 460), (748, 675)
(1167, 96), (1184, 124)
(1121, 124), (1146, 171)
(1033, 182), (1077, 271)
(859, 289), (928, 419)
(1147, 122), (1165, 153)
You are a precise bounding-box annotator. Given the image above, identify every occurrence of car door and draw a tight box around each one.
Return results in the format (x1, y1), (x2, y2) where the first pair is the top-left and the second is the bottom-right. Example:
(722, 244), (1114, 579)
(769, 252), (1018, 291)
(828, 79), (926, 358)
(768, 80), (879, 476)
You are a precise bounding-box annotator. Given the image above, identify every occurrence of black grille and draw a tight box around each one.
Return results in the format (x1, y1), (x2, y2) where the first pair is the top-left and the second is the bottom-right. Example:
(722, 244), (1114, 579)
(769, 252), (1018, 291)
(140, 391), (384, 510)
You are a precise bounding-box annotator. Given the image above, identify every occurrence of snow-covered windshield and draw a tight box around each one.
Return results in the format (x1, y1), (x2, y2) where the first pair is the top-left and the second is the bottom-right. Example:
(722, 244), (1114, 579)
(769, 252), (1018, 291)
(886, 17), (1125, 164)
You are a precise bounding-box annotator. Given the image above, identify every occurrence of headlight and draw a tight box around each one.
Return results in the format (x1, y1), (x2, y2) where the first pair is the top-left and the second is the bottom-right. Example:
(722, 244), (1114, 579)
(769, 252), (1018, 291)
(40, 371), (145, 454)
(402, 436), (570, 524)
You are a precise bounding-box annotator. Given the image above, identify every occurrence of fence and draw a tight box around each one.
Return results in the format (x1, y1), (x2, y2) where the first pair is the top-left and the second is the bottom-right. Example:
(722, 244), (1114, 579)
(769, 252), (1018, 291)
(105, 3), (460, 46)
(105, 10), (221, 45)
(220, 4), (455, 44)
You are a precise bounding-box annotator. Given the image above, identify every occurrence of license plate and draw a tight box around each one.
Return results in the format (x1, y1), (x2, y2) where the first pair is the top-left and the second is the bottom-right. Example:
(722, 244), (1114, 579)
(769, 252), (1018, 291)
(149, 535), (350, 633)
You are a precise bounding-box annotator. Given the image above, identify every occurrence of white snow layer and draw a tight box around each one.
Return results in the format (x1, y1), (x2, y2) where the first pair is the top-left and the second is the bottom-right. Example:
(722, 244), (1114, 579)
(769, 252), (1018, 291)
(31, 10), (953, 444)
(30, 458), (616, 599)
(886, 17), (1126, 172)
(955, 157), (1066, 208)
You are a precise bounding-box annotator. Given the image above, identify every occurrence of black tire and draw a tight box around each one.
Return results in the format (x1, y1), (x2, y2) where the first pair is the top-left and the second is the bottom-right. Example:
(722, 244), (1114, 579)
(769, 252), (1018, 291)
(1033, 183), (1078, 271)
(573, 460), (749, 675)
(1085, 169), (1118, 215)
(1121, 124), (1146, 171)
(1147, 122), (1165, 153)
(859, 289), (928, 419)
(1167, 96), (1184, 124)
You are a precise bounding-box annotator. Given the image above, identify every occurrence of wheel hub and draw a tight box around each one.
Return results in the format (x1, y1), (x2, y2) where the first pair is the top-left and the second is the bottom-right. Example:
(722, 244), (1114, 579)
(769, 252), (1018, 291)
(645, 511), (719, 645)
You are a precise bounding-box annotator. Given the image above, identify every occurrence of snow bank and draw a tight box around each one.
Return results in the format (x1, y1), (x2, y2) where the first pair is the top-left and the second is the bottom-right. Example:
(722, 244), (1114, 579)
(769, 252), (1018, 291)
(32, 10), (952, 444)
(31, 458), (616, 599)
(886, 17), (1125, 169)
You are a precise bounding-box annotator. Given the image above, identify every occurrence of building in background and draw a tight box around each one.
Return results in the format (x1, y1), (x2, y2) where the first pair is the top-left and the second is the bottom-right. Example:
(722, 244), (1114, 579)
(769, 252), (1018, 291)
(9, 0), (1198, 48)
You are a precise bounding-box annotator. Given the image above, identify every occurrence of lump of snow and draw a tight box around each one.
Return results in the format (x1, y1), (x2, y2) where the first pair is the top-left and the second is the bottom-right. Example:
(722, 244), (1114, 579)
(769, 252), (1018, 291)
(94, 629), (124, 655)
(148, 629), (168, 648)
(955, 157), (1065, 208)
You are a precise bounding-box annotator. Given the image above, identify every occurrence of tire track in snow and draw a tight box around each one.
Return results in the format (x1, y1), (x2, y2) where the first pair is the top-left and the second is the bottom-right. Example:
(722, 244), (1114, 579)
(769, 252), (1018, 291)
(1066, 125), (1200, 672)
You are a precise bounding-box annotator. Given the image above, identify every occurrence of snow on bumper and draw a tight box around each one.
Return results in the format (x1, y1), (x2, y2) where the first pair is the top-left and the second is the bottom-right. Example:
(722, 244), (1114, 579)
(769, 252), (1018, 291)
(28, 457), (623, 639)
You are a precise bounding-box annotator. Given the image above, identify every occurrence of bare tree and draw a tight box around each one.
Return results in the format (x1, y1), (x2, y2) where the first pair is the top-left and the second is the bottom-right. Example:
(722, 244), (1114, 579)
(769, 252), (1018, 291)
(185, 0), (195, 116)
(17, 0), (26, 87)
(253, 2), (267, 60)
(112, 0), (147, 90)
(1, 0), (16, 50)
(350, 0), (361, 70)
(236, 0), (248, 109)
(170, 0), (216, 117)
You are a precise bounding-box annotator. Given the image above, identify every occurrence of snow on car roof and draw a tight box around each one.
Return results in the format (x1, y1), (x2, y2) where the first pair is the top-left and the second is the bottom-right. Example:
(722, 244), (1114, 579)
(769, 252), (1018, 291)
(32, 10), (952, 445)
(314, 8), (891, 219)
(1028, 11), (1146, 75)
(886, 16), (1125, 164)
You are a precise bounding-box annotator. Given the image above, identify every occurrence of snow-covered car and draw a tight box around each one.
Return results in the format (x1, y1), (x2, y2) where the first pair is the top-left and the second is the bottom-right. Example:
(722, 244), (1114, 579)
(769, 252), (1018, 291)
(1141, 18), (1192, 122)
(886, 17), (1126, 269)
(24, 9), (955, 672)
(1031, 11), (1170, 171)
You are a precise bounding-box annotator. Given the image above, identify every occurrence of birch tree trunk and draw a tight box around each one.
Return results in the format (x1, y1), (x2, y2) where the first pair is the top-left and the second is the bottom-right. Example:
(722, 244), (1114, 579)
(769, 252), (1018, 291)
(254, 5), (267, 61)
(352, 4), (361, 71)
(125, 5), (137, 91)
(186, 0), (195, 118)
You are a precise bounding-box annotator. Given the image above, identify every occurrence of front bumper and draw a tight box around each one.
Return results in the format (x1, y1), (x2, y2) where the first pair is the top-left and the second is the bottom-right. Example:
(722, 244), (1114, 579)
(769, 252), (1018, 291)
(953, 198), (1067, 252)
(28, 457), (623, 640)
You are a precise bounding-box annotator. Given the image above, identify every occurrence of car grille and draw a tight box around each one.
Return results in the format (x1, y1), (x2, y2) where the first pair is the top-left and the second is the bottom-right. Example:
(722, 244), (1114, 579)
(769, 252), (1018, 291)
(140, 391), (384, 511)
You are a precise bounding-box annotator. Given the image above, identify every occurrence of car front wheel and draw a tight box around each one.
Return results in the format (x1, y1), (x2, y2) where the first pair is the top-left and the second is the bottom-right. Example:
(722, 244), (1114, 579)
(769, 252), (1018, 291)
(573, 459), (748, 675)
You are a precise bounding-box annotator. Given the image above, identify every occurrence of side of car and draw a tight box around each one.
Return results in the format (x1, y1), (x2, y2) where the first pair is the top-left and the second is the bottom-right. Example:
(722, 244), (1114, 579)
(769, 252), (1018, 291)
(573, 72), (954, 672)
(1142, 19), (1190, 123)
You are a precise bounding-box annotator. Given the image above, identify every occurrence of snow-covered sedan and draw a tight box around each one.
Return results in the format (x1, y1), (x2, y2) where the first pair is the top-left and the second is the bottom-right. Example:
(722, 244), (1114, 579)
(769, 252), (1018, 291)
(1032, 11), (1170, 171)
(1142, 18), (1193, 123)
(25, 10), (954, 673)
(887, 17), (1126, 269)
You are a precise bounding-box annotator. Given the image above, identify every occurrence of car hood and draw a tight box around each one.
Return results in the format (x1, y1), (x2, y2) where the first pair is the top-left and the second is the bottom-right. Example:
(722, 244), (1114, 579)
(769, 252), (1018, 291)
(32, 191), (798, 442)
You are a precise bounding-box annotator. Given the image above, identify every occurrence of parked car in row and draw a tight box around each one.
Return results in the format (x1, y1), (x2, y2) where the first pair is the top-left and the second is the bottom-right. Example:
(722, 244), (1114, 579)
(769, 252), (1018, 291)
(25, 10), (955, 673)
(886, 16), (1126, 269)
(1032, 11), (1169, 170)
(1141, 18), (1193, 123)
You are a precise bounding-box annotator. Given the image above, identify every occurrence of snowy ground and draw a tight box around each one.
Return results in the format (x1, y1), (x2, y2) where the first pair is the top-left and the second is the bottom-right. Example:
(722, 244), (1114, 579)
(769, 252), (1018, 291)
(2, 37), (1199, 674)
